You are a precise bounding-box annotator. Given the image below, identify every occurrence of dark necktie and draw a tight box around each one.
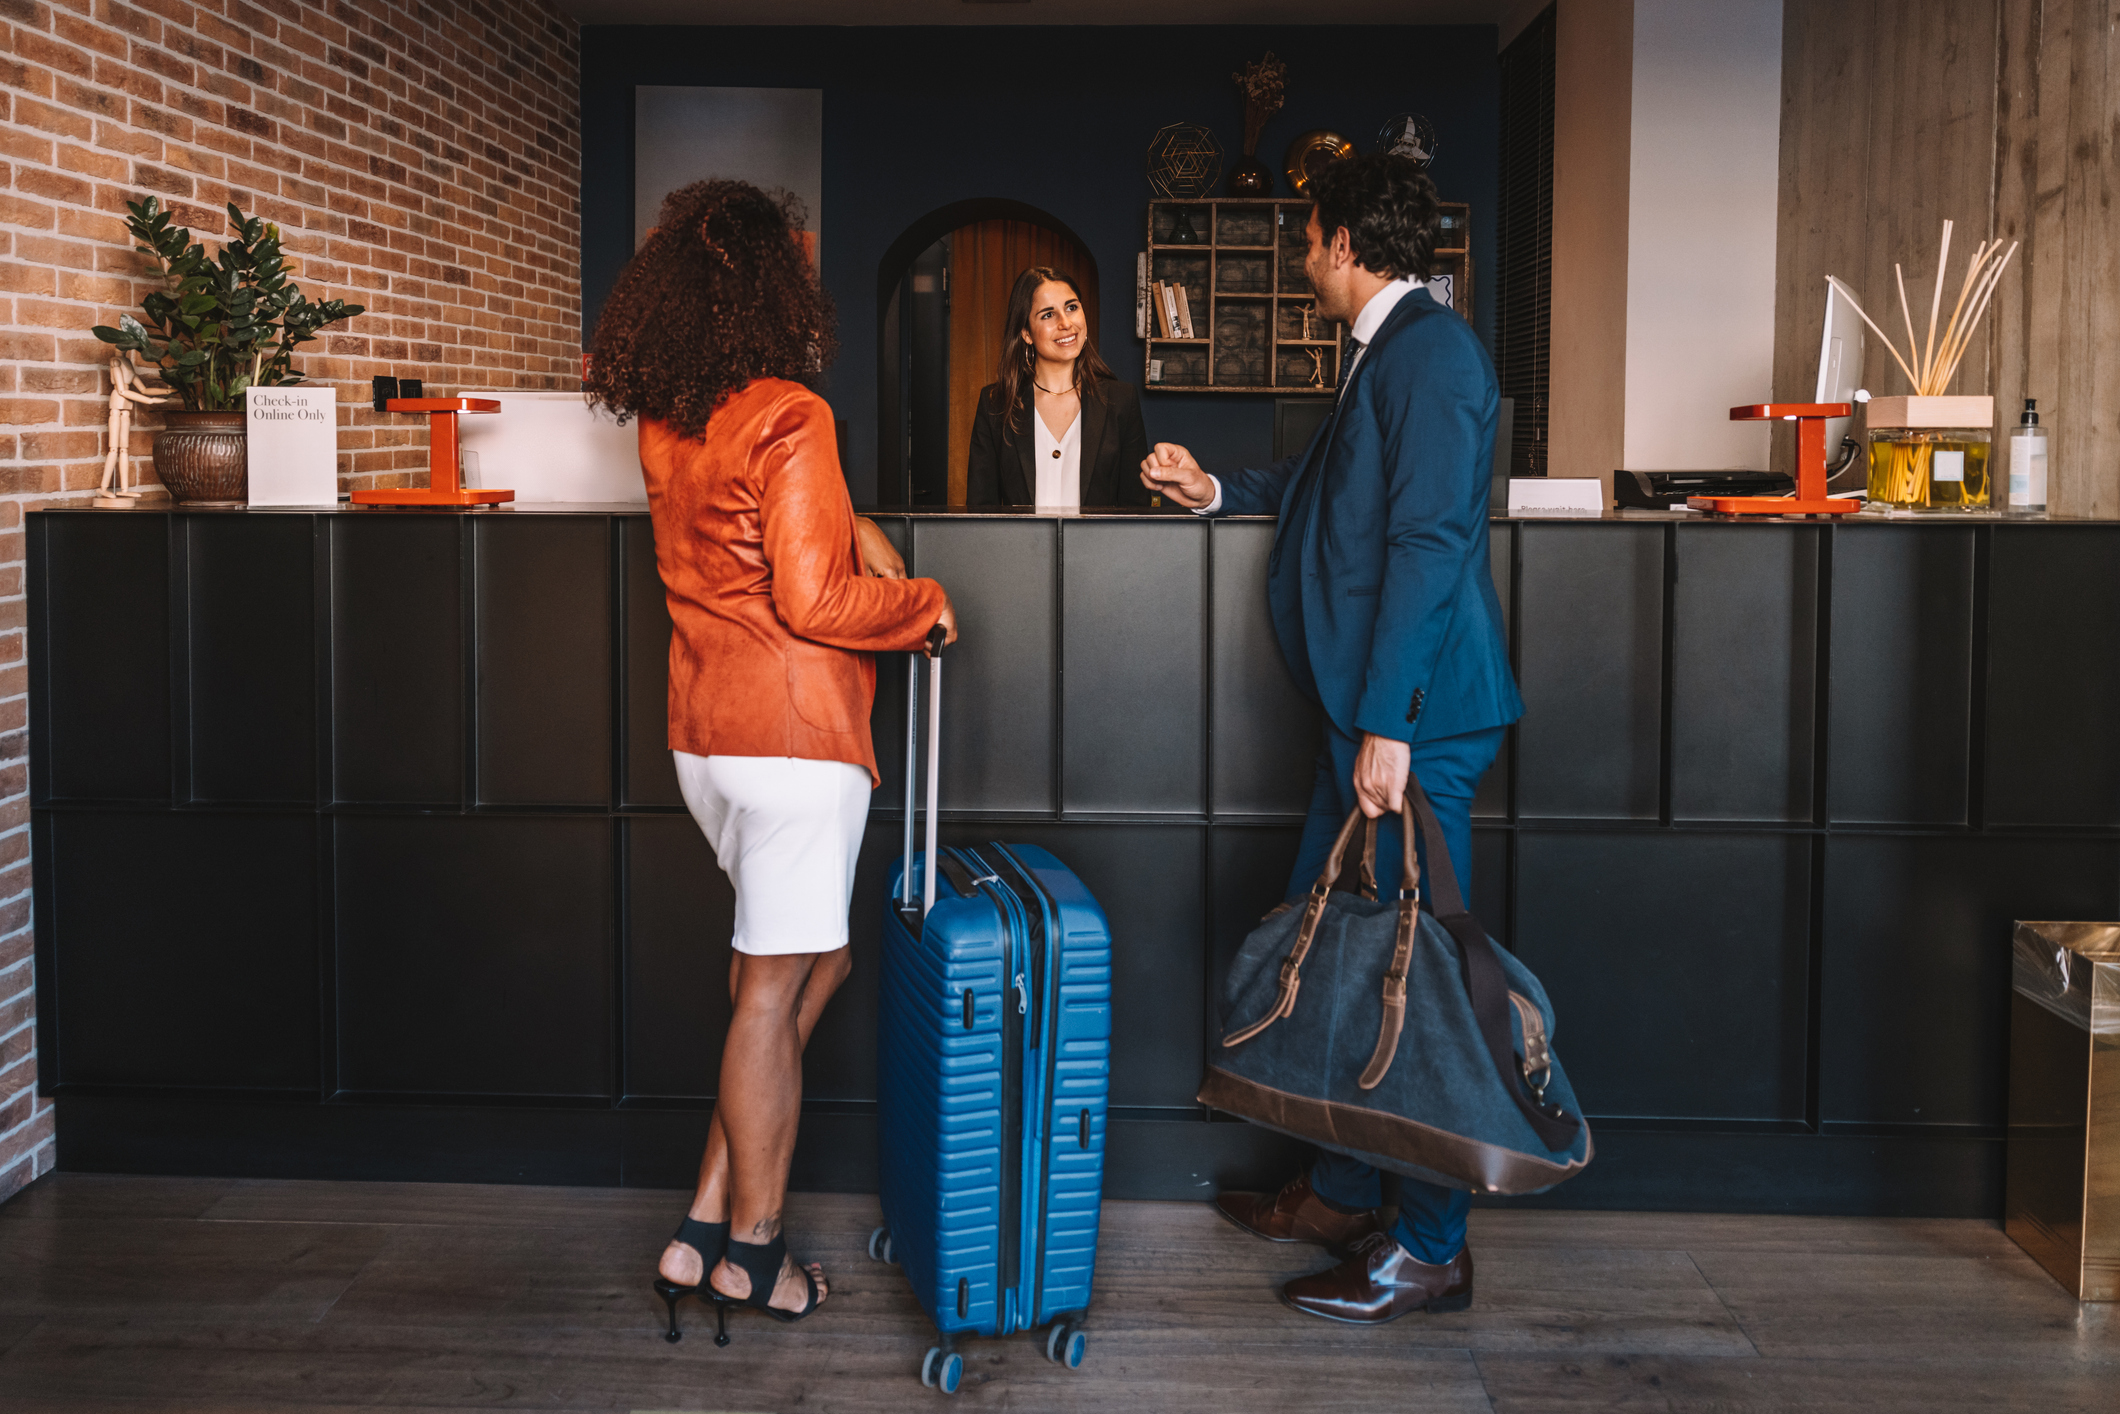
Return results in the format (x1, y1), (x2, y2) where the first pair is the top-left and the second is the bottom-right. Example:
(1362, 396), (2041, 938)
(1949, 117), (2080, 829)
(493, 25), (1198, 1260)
(1338, 338), (1367, 402)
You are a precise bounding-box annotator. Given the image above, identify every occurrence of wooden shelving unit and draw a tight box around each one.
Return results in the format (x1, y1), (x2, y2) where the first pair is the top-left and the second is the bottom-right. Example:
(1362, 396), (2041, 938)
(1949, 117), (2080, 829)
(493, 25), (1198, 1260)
(1141, 198), (1472, 396)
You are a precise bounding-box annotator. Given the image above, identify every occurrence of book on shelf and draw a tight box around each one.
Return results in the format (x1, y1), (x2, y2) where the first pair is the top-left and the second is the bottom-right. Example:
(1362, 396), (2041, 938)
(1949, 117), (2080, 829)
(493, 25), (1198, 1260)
(1175, 284), (1195, 338)
(1160, 282), (1182, 339)
(1153, 282), (1173, 337)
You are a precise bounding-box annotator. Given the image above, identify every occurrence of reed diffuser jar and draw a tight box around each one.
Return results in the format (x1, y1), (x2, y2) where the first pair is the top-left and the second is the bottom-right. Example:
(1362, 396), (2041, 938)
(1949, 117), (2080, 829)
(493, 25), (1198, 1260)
(1867, 423), (1993, 509)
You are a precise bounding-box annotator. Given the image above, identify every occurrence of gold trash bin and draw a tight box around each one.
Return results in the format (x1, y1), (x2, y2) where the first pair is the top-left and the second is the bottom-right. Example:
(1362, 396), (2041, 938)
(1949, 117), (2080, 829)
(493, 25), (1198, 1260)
(2006, 921), (2120, 1299)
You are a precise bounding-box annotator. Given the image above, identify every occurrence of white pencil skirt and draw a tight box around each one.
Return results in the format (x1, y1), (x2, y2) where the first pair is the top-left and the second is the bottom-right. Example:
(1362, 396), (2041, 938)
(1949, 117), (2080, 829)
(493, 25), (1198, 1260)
(673, 752), (871, 956)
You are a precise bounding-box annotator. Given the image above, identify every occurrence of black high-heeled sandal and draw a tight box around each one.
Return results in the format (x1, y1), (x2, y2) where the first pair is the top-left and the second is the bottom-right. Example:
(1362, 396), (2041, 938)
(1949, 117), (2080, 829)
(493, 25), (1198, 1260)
(718, 1233), (824, 1326)
(653, 1215), (731, 1346)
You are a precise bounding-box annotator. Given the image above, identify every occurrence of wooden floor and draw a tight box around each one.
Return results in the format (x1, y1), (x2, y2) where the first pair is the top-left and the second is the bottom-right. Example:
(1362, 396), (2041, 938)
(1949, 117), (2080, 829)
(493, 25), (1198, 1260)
(0, 1174), (2115, 1412)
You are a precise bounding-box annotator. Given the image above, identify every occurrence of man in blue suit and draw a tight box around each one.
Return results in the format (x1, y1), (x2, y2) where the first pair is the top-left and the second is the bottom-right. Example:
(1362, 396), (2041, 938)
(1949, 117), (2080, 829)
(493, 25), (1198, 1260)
(1142, 151), (1522, 1324)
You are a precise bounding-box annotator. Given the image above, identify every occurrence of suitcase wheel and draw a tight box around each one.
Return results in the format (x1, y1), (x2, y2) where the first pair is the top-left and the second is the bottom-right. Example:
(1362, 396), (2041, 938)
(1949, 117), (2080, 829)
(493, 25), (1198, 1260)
(1044, 1320), (1086, 1369)
(921, 1346), (962, 1394)
(867, 1226), (896, 1265)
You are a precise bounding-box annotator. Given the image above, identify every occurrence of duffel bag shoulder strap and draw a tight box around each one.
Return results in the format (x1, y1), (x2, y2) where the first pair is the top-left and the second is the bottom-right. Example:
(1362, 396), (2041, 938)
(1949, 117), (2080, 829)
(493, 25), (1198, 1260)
(1384, 776), (1581, 1152)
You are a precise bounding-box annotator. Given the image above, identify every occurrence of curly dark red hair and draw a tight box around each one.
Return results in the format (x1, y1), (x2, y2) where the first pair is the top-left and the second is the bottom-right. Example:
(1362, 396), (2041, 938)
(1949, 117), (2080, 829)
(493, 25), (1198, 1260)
(585, 180), (837, 439)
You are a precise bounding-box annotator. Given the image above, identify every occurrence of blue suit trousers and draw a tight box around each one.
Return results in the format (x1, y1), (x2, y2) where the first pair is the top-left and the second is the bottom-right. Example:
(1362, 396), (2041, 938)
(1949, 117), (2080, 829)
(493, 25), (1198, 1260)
(1284, 720), (1505, 1266)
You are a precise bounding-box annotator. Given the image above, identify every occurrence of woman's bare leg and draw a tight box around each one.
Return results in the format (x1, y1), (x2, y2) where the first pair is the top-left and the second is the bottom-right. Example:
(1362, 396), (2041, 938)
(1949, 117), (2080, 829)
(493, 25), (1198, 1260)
(658, 945), (852, 1295)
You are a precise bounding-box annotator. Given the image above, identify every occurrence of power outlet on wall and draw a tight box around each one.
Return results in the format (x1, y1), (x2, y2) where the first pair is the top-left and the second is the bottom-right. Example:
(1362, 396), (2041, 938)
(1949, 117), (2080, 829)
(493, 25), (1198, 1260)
(371, 375), (425, 410)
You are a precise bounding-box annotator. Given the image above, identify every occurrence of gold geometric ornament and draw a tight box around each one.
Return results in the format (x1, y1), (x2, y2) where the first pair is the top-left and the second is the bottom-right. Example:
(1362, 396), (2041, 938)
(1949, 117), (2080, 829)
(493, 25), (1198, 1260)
(1147, 122), (1223, 200)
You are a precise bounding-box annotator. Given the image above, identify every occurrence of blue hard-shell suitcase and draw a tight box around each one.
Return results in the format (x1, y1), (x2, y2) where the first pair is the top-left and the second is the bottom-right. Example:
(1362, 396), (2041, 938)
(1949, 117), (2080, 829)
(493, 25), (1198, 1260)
(872, 642), (1113, 1395)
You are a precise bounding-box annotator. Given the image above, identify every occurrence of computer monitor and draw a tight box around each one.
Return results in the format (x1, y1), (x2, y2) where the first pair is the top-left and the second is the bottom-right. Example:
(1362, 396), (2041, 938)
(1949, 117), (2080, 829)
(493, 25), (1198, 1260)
(1815, 280), (1866, 475)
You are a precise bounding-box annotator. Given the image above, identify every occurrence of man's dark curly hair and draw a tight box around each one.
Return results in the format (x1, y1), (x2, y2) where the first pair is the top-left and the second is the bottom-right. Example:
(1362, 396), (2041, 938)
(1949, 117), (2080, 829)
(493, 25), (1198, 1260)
(584, 180), (836, 439)
(1309, 151), (1440, 283)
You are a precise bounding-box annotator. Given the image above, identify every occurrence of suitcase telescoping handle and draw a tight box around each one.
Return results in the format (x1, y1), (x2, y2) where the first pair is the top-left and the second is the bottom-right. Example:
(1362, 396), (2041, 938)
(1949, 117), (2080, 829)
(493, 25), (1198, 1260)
(900, 623), (948, 917)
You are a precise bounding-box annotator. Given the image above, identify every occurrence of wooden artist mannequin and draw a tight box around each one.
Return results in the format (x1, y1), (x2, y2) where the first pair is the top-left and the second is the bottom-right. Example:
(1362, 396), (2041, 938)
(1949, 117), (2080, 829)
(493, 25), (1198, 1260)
(96, 353), (169, 509)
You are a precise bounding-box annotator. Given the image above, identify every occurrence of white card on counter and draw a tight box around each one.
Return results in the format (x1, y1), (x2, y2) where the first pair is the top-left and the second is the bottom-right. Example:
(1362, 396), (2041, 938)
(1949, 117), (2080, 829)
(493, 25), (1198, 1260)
(245, 385), (339, 506)
(1507, 477), (1603, 517)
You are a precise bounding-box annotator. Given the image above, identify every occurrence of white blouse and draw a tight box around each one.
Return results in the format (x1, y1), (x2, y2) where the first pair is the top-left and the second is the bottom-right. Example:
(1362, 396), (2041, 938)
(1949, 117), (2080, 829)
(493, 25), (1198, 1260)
(1032, 404), (1082, 509)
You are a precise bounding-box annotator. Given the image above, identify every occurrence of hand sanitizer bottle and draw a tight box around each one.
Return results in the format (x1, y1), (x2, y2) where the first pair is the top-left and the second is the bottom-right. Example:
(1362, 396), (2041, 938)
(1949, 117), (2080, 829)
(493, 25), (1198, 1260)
(2008, 399), (2048, 516)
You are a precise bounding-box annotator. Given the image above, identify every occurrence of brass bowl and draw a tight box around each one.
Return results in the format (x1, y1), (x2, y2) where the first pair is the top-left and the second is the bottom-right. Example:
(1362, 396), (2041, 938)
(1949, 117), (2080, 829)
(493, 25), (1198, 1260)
(1284, 129), (1356, 197)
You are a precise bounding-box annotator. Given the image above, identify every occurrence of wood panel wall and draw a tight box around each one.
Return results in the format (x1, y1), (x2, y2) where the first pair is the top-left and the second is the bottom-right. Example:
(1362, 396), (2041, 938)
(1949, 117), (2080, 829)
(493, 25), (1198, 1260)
(1547, 0), (1634, 491)
(1775, 0), (2120, 516)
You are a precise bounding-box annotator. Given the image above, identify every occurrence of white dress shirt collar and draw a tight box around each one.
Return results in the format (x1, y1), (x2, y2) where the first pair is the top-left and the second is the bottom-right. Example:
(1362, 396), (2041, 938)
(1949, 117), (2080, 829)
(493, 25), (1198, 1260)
(1348, 275), (1422, 349)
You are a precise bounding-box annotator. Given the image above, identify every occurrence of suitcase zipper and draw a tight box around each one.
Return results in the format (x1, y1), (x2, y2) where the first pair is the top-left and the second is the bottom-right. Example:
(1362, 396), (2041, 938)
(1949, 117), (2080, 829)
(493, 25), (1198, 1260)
(927, 847), (1019, 1332)
(997, 880), (1025, 1330)
(958, 847), (1026, 1333)
(988, 844), (1062, 1327)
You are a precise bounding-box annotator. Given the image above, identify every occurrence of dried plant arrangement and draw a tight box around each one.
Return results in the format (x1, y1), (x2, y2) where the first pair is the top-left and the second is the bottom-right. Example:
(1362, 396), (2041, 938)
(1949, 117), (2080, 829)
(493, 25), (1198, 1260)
(1225, 52), (1287, 195)
(1233, 52), (1287, 158)
(1825, 220), (2017, 397)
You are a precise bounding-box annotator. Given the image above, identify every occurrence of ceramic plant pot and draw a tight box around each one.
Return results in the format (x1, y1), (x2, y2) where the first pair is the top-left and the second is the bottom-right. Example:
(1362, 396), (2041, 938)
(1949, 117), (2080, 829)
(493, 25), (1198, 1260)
(153, 411), (247, 506)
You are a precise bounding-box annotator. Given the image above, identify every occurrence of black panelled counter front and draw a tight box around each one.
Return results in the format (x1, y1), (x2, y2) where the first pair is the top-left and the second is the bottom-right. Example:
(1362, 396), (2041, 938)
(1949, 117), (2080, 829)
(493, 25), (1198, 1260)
(28, 506), (2113, 1216)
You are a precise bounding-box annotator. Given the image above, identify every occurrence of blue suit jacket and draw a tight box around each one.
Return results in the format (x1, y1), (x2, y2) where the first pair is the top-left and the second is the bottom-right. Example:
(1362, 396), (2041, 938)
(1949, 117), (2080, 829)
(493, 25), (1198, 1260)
(1212, 287), (1523, 744)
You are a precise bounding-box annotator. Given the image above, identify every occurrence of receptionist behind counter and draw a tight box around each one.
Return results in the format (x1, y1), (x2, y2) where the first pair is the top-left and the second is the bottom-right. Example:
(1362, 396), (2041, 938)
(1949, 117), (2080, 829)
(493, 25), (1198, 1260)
(966, 266), (1153, 508)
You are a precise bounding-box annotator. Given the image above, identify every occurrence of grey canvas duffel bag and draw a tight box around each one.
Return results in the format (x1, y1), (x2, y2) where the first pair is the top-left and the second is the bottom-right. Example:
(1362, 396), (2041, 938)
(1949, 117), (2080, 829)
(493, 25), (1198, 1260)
(1198, 775), (1593, 1195)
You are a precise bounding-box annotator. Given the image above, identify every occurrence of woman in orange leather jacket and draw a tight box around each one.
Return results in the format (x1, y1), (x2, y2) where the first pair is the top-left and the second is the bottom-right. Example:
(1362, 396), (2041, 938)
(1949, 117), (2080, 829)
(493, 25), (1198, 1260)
(587, 179), (954, 1334)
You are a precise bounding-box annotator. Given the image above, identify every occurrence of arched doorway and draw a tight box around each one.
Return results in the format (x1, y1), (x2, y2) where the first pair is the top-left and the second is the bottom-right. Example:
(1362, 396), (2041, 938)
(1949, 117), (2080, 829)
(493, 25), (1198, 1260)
(877, 201), (1099, 506)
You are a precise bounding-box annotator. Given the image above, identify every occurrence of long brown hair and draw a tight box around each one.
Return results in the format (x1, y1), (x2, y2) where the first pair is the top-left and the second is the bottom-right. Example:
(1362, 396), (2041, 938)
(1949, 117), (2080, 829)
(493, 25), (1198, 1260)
(989, 266), (1113, 441)
(584, 180), (837, 439)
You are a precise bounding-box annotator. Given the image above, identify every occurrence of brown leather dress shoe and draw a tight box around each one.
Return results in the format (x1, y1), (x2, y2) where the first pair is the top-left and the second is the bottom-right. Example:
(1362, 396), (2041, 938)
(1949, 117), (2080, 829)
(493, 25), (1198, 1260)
(1212, 1172), (1382, 1251)
(1280, 1233), (1473, 1324)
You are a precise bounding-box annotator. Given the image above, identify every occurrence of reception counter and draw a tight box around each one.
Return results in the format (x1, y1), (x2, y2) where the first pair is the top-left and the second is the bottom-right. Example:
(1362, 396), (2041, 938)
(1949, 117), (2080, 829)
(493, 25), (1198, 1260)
(29, 506), (2120, 1215)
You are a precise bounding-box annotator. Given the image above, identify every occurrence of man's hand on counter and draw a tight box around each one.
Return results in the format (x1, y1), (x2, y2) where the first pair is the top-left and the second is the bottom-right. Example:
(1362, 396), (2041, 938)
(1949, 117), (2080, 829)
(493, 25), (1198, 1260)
(855, 516), (907, 578)
(1141, 443), (1216, 509)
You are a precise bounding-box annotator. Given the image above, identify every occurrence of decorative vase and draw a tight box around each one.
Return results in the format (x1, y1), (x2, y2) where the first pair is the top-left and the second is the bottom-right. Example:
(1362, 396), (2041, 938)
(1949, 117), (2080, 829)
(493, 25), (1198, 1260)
(1227, 155), (1273, 196)
(1167, 208), (1201, 244)
(153, 411), (248, 507)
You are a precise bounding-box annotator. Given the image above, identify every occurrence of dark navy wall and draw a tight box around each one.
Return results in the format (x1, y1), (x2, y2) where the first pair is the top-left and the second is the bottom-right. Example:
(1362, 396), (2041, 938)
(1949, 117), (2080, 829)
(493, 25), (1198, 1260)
(580, 24), (1501, 504)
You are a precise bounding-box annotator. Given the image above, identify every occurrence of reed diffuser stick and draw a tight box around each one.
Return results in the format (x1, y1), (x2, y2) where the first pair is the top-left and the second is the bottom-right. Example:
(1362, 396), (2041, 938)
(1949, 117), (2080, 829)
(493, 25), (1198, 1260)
(1922, 221), (1953, 389)
(1894, 264), (1921, 382)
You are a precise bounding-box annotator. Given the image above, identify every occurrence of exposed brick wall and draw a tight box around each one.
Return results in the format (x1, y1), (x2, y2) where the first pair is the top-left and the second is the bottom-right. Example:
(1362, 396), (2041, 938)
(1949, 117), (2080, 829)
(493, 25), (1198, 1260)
(0, 0), (583, 1204)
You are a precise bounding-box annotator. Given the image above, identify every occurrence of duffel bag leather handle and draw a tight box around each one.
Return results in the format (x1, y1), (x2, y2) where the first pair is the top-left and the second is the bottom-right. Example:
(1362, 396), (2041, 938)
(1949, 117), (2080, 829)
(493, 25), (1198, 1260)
(1356, 791), (1426, 1087)
(1221, 806), (1369, 1046)
(1225, 800), (1411, 1050)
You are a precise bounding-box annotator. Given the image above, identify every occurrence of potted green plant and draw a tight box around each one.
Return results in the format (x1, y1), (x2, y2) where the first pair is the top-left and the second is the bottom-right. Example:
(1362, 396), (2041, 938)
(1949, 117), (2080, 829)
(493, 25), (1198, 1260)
(93, 197), (364, 506)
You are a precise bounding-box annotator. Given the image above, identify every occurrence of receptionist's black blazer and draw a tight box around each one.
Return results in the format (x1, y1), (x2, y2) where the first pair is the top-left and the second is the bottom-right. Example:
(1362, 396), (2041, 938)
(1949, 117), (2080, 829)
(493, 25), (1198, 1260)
(965, 376), (1154, 507)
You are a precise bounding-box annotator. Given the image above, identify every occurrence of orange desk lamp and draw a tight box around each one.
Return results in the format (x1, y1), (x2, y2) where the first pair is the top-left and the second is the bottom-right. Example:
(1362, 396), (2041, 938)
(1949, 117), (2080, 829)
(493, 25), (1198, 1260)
(350, 398), (514, 507)
(1689, 404), (1860, 517)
